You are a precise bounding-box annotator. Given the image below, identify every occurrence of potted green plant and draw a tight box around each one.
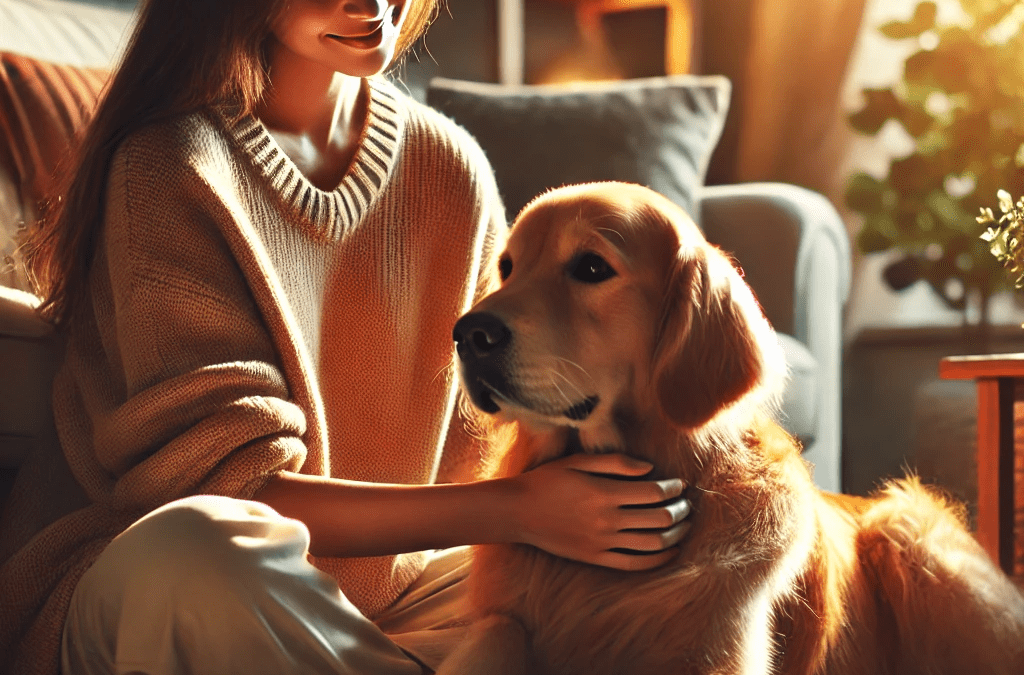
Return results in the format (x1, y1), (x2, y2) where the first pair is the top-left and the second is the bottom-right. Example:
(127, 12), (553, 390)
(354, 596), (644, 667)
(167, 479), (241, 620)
(846, 0), (1024, 349)
(979, 189), (1024, 287)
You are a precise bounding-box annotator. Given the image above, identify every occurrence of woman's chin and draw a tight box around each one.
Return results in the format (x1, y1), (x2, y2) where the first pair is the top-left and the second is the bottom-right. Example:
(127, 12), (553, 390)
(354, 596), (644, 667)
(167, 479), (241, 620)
(324, 40), (398, 79)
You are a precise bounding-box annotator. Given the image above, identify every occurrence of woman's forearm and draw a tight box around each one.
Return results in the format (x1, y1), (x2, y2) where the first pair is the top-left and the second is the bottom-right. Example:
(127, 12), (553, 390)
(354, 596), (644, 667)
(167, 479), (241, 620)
(253, 453), (691, 571)
(253, 470), (524, 558)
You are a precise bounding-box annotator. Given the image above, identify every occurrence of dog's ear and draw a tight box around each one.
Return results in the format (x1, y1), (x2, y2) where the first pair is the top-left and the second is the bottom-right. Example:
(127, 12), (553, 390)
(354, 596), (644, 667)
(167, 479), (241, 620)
(652, 248), (769, 430)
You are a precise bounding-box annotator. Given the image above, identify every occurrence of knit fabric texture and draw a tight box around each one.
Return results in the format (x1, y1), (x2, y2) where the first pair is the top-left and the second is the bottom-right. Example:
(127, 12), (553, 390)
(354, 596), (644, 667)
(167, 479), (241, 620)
(0, 76), (507, 675)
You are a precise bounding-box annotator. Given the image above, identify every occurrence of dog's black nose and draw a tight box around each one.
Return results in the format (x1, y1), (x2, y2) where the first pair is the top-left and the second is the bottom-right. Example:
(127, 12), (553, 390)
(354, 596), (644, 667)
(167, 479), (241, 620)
(453, 312), (511, 360)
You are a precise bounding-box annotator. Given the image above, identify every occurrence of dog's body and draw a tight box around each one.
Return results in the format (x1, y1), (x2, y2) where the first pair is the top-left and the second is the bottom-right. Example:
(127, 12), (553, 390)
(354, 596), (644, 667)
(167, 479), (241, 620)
(445, 182), (1024, 674)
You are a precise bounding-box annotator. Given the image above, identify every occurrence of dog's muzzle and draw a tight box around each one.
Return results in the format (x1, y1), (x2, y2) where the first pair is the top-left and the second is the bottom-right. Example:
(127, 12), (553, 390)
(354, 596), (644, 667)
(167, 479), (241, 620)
(453, 312), (513, 414)
(453, 312), (600, 421)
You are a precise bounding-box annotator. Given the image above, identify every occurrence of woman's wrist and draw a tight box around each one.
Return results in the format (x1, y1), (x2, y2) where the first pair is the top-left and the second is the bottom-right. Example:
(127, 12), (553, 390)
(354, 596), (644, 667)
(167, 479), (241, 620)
(254, 470), (529, 557)
(468, 474), (527, 546)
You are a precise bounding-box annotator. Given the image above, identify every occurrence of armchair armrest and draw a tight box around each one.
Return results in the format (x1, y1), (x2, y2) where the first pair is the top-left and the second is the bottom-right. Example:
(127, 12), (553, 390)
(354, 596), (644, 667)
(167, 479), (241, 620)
(0, 286), (61, 470)
(698, 182), (851, 493)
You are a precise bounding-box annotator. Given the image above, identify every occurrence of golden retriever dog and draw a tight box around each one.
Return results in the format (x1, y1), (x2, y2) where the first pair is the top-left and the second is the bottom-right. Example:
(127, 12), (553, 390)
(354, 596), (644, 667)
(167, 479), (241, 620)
(443, 182), (1024, 675)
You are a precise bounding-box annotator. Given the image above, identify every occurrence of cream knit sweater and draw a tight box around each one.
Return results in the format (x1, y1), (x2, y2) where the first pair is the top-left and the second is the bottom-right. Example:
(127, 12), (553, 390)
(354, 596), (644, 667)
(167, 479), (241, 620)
(0, 77), (506, 675)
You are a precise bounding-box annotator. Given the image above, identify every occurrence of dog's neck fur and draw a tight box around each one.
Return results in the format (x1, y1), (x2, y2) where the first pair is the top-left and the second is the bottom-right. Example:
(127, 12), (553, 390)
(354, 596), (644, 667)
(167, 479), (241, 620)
(496, 396), (760, 491)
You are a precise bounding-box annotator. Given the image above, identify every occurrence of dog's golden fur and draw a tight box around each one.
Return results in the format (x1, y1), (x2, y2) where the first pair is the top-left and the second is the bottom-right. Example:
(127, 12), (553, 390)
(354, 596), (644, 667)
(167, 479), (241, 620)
(448, 182), (1024, 675)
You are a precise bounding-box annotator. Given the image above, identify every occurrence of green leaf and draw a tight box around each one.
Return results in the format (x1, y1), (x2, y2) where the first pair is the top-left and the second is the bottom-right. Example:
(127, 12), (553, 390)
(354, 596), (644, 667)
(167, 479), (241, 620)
(898, 101), (935, 137)
(904, 47), (978, 93)
(926, 190), (973, 230)
(988, 228), (1011, 258)
(845, 172), (889, 213)
(916, 209), (937, 232)
(849, 88), (902, 134)
(878, 1), (938, 39)
(962, 0), (1021, 33)
(890, 154), (941, 196)
(858, 214), (898, 253)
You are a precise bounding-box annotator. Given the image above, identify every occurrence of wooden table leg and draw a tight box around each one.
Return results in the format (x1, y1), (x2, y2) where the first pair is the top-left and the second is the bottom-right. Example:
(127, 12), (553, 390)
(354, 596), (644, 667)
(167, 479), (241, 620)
(975, 377), (1016, 574)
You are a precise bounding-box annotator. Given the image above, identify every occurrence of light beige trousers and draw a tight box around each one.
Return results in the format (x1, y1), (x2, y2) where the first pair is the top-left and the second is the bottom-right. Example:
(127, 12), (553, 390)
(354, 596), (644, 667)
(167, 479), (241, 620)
(61, 495), (475, 675)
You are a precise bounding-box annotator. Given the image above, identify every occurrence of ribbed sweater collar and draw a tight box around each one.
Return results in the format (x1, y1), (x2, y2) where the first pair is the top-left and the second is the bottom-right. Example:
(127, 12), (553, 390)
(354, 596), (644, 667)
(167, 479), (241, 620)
(223, 77), (404, 242)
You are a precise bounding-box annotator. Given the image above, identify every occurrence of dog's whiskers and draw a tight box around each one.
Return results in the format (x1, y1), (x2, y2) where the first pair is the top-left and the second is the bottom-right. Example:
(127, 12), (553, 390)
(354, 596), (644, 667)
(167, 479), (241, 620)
(548, 369), (587, 400)
(431, 361), (455, 386)
(547, 376), (574, 408)
(553, 356), (593, 380)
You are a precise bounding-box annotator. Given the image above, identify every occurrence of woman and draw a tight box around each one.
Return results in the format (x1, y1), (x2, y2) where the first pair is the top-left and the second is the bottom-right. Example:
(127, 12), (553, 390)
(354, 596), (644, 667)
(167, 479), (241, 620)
(0, 0), (691, 673)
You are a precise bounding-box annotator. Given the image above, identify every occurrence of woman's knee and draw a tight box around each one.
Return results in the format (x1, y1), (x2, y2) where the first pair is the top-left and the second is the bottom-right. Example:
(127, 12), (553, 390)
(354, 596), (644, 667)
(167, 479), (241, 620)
(64, 496), (311, 672)
(67, 495), (312, 645)
(64, 496), (423, 675)
(83, 495), (310, 598)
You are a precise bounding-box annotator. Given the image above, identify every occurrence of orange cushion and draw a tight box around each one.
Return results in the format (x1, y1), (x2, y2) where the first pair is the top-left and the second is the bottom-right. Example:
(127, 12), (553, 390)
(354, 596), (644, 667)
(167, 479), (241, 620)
(0, 52), (109, 289)
(0, 51), (109, 215)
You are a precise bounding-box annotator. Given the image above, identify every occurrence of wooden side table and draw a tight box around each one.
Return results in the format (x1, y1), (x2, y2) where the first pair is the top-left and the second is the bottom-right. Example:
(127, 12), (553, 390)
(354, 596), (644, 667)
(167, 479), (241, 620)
(939, 354), (1022, 575)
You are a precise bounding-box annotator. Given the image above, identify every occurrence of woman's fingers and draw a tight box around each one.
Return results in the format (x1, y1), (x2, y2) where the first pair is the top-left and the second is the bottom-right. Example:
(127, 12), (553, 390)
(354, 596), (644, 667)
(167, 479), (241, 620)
(611, 477), (685, 506)
(590, 518), (691, 571)
(593, 547), (679, 572)
(613, 519), (691, 553)
(551, 453), (686, 509)
(618, 497), (692, 530)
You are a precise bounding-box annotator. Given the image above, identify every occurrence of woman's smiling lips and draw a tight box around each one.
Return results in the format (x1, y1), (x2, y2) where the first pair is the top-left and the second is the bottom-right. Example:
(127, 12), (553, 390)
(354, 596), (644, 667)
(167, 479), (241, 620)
(326, 23), (385, 49)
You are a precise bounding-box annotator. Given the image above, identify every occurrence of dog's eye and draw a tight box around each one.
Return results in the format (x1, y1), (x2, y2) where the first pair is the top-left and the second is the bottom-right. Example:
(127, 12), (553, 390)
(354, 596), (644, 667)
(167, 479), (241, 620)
(570, 253), (617, 284)
(499, 257), (513, 281)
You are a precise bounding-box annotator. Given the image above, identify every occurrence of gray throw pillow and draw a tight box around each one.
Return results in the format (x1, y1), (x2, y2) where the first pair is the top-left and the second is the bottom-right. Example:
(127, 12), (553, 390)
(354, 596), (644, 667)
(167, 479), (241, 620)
(426, 75), (731, 222)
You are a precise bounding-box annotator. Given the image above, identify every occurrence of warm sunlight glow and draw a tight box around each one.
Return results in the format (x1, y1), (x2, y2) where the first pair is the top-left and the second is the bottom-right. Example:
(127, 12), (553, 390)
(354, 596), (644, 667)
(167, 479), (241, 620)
(536, 0), (693, 84)
(576, 0), (693, 74)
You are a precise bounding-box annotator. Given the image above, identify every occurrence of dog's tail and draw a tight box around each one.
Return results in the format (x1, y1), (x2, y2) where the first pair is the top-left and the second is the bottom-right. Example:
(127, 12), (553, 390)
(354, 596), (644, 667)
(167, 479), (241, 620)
(858, 476), (1024, 674)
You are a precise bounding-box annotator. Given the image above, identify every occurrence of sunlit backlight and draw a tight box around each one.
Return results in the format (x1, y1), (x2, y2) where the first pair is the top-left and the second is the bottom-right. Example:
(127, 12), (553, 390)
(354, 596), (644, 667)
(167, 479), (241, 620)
(536, 36), (624, 84)
(985, 2), (1024, 45)
(924, 90), (951, 116)
(943, 173), (976, 199)
(536, 0), (692, 84)
(944, 277), (965, 303)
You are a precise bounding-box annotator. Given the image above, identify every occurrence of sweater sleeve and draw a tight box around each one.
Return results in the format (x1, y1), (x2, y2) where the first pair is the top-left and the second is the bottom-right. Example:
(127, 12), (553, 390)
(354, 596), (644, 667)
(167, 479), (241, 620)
(58, 128), (307, 512)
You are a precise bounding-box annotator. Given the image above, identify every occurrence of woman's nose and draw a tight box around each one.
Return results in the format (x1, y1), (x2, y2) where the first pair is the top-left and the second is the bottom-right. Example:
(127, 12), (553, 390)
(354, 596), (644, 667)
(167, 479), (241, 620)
(342, 0), (388, 19)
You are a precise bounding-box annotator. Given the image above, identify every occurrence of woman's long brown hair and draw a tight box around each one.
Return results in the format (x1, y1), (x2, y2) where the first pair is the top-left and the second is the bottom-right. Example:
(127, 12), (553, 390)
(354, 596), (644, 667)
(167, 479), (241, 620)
(26, 0), (437, 329)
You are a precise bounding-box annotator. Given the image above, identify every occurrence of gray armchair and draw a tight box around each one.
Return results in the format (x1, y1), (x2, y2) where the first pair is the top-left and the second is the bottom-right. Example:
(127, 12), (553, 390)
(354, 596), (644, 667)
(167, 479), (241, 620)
(426, 77), (851, 493)
(699, 183), (851, 493)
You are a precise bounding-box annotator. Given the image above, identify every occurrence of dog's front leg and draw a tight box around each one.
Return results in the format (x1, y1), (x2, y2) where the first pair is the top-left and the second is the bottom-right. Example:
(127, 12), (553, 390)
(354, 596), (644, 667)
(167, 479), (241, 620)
(434, 614), (530, 675)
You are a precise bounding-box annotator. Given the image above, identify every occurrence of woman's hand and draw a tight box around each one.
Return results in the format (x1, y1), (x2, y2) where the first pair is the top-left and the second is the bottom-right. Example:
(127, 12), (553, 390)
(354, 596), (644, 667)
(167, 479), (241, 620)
(508, 453), (692, 571)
